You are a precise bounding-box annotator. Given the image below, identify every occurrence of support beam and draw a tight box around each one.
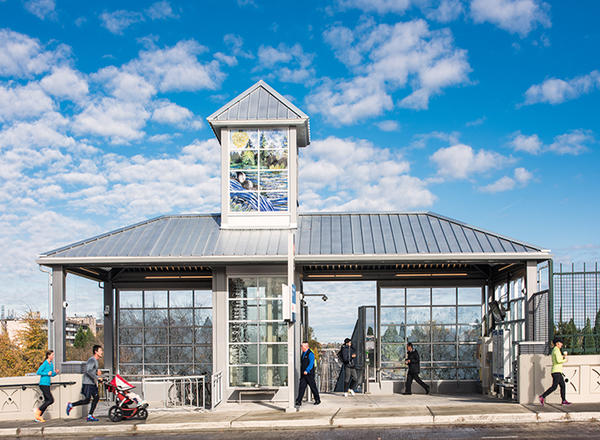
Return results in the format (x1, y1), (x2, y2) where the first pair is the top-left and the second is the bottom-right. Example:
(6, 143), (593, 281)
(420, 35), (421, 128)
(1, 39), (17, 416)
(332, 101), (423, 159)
(103, 270), (116, 374)
(525, 260), (538, 341)
(212, 267), (227, 378)
(50, 267), (66, 364)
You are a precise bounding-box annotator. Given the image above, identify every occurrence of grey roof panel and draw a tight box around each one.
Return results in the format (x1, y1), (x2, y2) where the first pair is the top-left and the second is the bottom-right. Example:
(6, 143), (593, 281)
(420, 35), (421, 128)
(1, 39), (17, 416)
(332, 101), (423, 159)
(39, 212), (548, 263)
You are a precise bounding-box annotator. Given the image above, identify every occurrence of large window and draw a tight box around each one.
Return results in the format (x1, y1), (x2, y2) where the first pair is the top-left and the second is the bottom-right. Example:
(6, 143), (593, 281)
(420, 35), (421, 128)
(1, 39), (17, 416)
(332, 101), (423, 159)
(229, 128), (289, 212)
(228, 277), (288, 387)
(495, 277), (525, 378)
(380, 287), (482, 381)
(118, 289), (212, 381)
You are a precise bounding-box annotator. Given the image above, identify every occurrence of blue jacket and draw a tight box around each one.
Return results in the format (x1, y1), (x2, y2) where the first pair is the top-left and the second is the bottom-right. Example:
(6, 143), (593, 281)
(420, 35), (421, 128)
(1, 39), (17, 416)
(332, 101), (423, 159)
(36, 360), (57, 386)
(301, 349), (315, 375)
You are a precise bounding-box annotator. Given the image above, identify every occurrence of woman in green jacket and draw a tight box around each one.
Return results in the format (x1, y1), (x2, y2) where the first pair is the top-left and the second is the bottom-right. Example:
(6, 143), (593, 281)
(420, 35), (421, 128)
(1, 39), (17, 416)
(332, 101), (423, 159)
(539, 337), (571, 406)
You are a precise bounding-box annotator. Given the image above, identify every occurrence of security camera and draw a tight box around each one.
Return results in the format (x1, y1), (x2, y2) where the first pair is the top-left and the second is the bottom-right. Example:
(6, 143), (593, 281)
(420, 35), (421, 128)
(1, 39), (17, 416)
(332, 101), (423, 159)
(62, 301), (68, 308)
(322, 295), (328, 302)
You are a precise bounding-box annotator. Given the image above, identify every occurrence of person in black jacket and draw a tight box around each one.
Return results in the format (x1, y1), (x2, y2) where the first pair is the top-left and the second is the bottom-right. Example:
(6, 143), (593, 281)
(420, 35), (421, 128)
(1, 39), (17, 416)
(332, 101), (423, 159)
(404, 342), (430, 395)
(295, 341), (320, 406)
(339, 338), (358, 396)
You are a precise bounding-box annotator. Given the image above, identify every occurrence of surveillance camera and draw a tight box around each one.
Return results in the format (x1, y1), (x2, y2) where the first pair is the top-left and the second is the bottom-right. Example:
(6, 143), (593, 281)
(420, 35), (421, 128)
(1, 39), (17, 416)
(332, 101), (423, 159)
(62, 301), (68, 308)
(322, 295), (328, 302)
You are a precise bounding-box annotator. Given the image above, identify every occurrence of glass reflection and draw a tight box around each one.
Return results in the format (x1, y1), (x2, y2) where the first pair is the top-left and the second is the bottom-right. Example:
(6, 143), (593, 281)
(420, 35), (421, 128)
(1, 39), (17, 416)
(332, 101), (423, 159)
(406, 307), (430, 324)
(406, 288), (430, 305)
(458, 287), (481, 304)
(381, 325), (405, 343)
(145, 291), (167, 308)
(432, 288), (456, 305)
(381, 288), (405, 305)
(380, 307), (405, 325)
(120, 291), (142, 308)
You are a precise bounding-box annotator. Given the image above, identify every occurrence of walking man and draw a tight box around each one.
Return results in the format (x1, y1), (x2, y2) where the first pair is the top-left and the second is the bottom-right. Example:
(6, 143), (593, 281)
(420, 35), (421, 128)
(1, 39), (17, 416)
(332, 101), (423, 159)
(539, 337), (571, 405)
(404, 342), (430, 395)
(339, 338), (358, 397)
(295, 341), (321, 406)
(66, 345), (104, 421)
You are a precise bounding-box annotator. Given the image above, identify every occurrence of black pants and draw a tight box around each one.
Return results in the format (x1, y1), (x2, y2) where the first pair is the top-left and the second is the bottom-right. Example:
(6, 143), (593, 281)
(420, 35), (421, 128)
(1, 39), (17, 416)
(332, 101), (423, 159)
(72, 388), (100, 415)
(344, 366), (358, 392)
(541, 372), (566, 401)
(39, 385), (54, 415)
(296, 373), (320, 404)
(406, 371), (429, 393)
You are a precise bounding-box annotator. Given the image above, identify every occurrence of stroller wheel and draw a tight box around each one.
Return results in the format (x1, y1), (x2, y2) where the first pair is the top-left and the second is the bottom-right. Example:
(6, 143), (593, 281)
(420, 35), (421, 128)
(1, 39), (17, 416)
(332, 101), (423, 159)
(108, 406), (123, 422)
(137, 407), (148, 420)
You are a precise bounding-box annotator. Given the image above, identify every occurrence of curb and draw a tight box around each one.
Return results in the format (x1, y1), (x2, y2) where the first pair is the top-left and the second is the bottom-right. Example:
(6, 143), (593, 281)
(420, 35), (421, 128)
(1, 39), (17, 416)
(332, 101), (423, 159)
(231, 417), (332, 429)
(333, 415), (433, 427)
(42, 424), (134, 436)
(136, 421), (231, 432)
(0, 428), (17, 438)
(432, 412), (538, 425)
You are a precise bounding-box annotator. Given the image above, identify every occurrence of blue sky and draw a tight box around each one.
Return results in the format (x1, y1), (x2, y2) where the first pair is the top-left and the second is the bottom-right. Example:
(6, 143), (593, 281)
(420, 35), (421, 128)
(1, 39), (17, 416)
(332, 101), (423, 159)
(0, 0), (598, 333)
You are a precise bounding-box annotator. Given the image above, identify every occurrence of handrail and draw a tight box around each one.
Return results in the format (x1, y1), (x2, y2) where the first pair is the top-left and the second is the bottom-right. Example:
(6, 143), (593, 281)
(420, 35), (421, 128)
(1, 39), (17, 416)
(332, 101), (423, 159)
(0, 381), (76, 389)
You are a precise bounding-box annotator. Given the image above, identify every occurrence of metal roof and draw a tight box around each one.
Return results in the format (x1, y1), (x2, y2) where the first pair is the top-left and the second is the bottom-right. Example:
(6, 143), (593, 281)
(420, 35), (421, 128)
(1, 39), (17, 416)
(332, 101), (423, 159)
(38, 213), (550, 265)
(207, 80), (310, 148)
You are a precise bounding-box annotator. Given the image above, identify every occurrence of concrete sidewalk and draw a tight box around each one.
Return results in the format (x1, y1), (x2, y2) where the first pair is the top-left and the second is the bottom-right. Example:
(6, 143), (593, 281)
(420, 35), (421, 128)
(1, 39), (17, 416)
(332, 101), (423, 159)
(3, 394), (600, 437)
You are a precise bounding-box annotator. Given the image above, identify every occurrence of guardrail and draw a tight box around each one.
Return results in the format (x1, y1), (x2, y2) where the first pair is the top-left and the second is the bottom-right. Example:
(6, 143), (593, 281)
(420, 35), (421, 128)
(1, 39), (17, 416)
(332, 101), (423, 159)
(142, 375), (207, 410)
(211, 371), (223, 409)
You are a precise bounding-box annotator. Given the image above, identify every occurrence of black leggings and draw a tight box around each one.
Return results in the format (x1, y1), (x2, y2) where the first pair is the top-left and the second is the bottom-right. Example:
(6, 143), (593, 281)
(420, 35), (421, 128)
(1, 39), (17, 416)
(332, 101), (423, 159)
(541, 372), (566, 401)
(39, 385), (54, 415)
(72, 393), (99, 415)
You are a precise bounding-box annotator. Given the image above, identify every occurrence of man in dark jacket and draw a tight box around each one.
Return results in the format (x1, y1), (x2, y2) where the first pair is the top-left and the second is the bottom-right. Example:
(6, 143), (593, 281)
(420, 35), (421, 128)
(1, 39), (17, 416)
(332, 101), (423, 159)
(295, 341), (320, 406)
(404, 342), (430, 395)
(339, 338), (358, 396)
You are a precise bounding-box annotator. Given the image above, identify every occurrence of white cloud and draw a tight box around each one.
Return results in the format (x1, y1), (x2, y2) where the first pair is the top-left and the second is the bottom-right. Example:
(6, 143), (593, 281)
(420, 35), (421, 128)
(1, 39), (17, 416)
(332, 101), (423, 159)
(24, 0), (56, 20)
(480, 167), (533, 193)
(300, 136), (435, 211)
(145, 1), (176, 20)
(510, 132), (542, 154)
(430, 143), (513, 179)
(0, 83), (54, 122)
(466, 116), (486, 127)
(523, 71), (600, 105)
(310, 20), (471, 124)
(256, 43), (315, 84)
(40, 66), (89, 102)
(425, 0), (464, 22)
(0, 29), (68, 78)
(93, 67), (156, 102)
(470, 0), (551, 36)
(375, 120), (400, 131)
(509, 129), (594, 155)
(337, 0), (412, 14)
(514, 167), (532, 184)
(151, 101), (195, 126)
(100, 1), (177, 34)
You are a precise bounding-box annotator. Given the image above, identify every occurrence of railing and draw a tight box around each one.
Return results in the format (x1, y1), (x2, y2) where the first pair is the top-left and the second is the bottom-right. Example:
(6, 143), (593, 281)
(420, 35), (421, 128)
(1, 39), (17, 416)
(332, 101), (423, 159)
(142, 375), (207, 410)
(211, 371), (223, 409)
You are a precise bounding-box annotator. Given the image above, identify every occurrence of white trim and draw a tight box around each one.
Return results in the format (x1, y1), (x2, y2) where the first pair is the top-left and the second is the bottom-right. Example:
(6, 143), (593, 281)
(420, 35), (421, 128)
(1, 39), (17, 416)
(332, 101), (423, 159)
(208, 119), (307, 127)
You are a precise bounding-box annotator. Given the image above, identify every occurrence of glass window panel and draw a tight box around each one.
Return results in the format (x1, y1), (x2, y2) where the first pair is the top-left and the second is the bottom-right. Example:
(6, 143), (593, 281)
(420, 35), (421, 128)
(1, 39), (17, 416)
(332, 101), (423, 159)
(170, 290), (193, 308)
(381, 325), (406, 343)
(195, 309), (212, 327)
(416, 346), (431, 362)
(406, 288), (430, 305)
(432, 307), (456, 324)
(258, 277), (286, 298)
(170, 364), (192, 376)
(406, 307), (430, 324)
(458, 367), (479, 380)
(259, 323), (288, 342)
(433, 344), (457, 362)
(120, 291), (142, 308)
(230, 151), (258, 170)
(260, 300), (283, 320)
(145, 364), (168, 376)
(195, 364), (212, 375)
(229, 300), (259, 321)
(432, 367), (456, 380)
(145, 327), (168, 345)
(417, 367), (431, 380)
(169, 346), (193, 364)
(119, 364), (143, 376)
(146, 309), (169, 327)
(458, 325), (481, 342)
(380, 368), (406, 381)
(432, 325), (456, 342)
(229, 278), (257, 299)
(144, 346), (168, 363)
(194, 290), (212, 307)
(170, 308), (193, 327)
(458, 306), (481, 324)
(432, 288), (456, 305)
(229, 344), (258, 364)
(381, 344), (404, 363)
(120, 328), (139, 345)
(195, 326), (212, 344)
(259, 344), (287, 364)
(458, 287), (482, 305)
(458, 344), (478, 365)
(195, 345), (212, 364)
(259, 366), (287, 386)
(381, 288), (405, 305)
(145, 291), (167, 308)
(230, 366), (258, 387)
(170, 327), (193, 344)
(229, 323), (258, 343)
(406, 325), (431, 343)
(230, 192), (258, 212)
(119, 309), (143, 327)
(119, 346), (142, 364)
(380, 307), (405, 325)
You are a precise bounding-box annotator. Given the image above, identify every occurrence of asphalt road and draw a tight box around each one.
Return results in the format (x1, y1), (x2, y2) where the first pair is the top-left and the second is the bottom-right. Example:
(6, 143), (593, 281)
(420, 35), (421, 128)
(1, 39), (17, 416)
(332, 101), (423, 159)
(22, 422), (600, 440)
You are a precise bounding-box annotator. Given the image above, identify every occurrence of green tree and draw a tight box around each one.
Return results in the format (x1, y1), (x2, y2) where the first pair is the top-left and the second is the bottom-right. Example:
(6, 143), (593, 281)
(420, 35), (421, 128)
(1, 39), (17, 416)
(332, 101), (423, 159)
(73, 327), (93, 348)
(594, 310), (600, 353)
(0, 332), (27, 377)
(582, 318), (595, 354)
(306, 326), (321, 362)
(17, 312), (48, 373)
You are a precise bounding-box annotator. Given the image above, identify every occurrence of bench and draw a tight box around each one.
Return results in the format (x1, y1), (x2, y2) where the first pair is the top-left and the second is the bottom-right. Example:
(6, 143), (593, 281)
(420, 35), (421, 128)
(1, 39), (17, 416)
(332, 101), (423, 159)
(235, 387), (279, 404)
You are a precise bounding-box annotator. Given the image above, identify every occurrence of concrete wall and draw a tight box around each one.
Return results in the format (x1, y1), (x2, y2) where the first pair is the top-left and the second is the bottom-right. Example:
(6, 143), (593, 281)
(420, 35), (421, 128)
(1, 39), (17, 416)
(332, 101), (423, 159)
(0, 374), (86, 421)
(518, 354), (600, 404)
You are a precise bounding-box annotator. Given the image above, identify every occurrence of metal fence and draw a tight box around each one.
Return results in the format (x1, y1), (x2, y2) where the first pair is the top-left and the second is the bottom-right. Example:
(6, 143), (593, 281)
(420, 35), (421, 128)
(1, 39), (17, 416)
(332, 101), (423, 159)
(142, 375), (207, 409)
(553, 262), (600, 354)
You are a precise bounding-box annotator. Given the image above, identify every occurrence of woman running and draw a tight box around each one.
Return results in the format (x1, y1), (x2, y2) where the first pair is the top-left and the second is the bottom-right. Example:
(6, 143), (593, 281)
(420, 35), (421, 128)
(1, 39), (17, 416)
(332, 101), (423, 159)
(35, 350), (59, 422)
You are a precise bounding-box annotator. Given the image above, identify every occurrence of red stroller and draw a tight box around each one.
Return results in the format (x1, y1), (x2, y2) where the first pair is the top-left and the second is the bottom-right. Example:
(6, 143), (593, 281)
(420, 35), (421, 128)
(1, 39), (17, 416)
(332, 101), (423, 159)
(105, 374), (149, 422)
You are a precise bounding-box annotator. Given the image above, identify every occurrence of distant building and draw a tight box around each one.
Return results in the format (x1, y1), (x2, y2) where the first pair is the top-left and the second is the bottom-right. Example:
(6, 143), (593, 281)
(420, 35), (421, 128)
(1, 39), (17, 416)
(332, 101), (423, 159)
(0, 313), (98, 346)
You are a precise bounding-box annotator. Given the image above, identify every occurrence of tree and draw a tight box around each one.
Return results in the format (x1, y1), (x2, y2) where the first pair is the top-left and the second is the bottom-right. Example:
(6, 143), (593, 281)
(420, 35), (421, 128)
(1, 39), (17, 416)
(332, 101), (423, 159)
(16, 312), (48, 373)
(73, 327), (93, 348)
(594, 310), (600, 353)
(307, 326), (321, 362)
(582, 318), (595, 354)
(0, 332), (27, 377)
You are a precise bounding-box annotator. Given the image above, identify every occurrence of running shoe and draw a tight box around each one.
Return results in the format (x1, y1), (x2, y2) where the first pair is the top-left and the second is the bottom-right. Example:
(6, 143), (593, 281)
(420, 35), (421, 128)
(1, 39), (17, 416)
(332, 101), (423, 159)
(66, 402), (73, 416)
(561, 400), (572, 405)
(349, 389), (355, 396)
(87, 414), (99, 422)
(538, 395), (544, 407)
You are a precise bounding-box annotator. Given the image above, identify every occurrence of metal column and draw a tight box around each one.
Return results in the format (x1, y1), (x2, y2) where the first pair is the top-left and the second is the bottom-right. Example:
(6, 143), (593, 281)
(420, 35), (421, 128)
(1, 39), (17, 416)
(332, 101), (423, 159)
(103, 271), (115, 374)
(50, 266), (66, 364)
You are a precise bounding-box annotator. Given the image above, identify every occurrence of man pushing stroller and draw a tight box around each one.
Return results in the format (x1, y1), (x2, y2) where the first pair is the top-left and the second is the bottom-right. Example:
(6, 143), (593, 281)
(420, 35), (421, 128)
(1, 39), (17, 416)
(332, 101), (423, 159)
(66, 345), (104, 421)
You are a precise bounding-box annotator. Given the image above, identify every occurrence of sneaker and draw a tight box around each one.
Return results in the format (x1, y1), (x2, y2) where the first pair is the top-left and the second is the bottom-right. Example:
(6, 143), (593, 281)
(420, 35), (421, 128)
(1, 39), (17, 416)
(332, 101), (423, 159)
(402, 392), (412, 395)
(295, 401), (301, 407)
(66, 402), (73, 416)
(561, 400), (571, 405)
(349, 389), (355, 396)
(87, 415), (99, 422)
(314, 401), (321, 405)
(538, 396), (544, 407)
(34, 416), (46, 423)
(344, 392), (348, 397)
